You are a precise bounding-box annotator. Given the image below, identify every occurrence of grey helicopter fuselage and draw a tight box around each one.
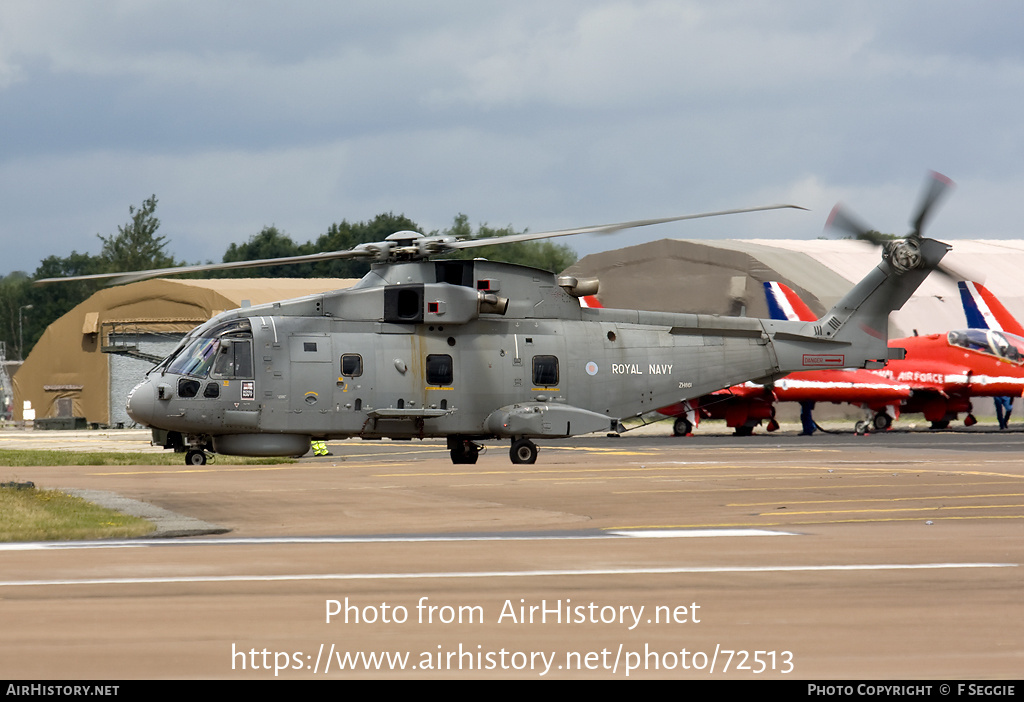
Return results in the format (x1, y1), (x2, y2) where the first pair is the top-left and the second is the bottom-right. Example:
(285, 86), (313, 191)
(126, 238), (947, 464)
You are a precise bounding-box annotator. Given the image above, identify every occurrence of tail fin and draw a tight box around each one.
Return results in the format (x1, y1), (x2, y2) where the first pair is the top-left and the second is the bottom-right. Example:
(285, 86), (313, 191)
(958, 281), (1024, 335)
(765, 238), (950, 371)
(763, 281), (817, 322)
(820, 238), (949, 364)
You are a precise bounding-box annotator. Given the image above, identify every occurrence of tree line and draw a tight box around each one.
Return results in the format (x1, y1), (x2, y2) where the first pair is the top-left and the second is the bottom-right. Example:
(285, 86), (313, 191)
(0, 197), (577, 361)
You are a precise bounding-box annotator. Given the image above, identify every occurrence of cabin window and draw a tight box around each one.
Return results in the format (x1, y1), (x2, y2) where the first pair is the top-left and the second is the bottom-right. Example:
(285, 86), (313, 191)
(177, 378), (200, 398)
(532, 355), (559, 386)
(341, 354), (363, 377)
(426, 354), (454, 386)
(211, 340), (254, 379)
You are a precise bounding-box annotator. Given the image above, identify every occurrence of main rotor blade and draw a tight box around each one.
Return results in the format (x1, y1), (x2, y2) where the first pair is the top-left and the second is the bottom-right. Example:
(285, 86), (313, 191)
(825, 204), (880, 244)
(35, 203), (807, 285)
(448, 204), (808, 250)
(34, 247), (376, 286)
(910, 171), (955, 238)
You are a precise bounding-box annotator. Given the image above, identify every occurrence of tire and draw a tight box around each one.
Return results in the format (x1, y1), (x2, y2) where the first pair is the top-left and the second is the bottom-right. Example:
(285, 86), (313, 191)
(509, 438), (538, 464)
(185, 449), (207, 466)
(672, 417), (693, 436)
(450, 442), (479, 464)
(872, 413), (892, 430)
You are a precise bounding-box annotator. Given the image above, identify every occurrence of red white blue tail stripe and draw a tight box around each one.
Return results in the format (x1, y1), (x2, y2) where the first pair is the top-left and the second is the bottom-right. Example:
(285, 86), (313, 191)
(958, 281), (1024, 336)
(763, 281), (816, 322)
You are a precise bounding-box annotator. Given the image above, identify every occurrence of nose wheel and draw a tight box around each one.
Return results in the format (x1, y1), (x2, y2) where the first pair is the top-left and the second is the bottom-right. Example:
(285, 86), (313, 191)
(510, 438), (538, 464)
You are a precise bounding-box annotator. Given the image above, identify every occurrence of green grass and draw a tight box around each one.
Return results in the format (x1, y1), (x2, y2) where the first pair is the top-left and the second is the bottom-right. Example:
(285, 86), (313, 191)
(0, 449), (295, 466)
(0, 485), (157, 541)
(0, 451), (295, 541)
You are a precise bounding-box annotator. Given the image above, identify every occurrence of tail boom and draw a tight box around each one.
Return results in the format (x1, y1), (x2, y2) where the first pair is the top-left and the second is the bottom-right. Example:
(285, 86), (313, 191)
(763, 237), (949, 373)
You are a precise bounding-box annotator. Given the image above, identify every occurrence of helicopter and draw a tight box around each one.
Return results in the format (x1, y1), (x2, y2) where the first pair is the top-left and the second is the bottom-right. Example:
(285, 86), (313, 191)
(41, 195), (949, 465)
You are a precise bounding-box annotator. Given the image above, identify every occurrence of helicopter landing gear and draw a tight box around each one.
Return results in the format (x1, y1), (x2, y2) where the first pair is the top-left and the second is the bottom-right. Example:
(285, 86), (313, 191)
(672, 416), (692, 436)
(185, 449), (208, 466)
(448, 437), (481, 464)
(510, 438), (538, 464)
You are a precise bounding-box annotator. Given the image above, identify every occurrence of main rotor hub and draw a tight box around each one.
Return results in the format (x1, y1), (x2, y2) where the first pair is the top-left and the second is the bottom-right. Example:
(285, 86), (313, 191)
(384, 230), (425, 245)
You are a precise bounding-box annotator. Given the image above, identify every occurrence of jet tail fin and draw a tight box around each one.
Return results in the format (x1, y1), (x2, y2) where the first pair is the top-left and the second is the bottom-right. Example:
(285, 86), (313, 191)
(763, 281), (817, 322)
(958, 281), (1024, 335)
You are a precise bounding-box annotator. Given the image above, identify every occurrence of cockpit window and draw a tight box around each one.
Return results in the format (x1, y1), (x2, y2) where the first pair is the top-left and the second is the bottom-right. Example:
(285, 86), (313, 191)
(947, 329), (1024, 363)
(166, 318), (254, 378)
(168, 337), (219, 377)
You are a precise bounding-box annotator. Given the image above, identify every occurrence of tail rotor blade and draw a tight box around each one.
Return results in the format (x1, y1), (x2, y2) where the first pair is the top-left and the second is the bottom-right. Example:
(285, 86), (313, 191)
(910, 171), (955, 239)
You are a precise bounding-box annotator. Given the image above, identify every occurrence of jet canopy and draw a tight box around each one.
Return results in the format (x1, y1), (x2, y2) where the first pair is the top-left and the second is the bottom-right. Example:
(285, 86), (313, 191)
(947, 329), (1024, 363)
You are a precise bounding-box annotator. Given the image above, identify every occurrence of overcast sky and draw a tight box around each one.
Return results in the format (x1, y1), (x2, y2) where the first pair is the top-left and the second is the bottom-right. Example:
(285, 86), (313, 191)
(1, 1), (1022, 276)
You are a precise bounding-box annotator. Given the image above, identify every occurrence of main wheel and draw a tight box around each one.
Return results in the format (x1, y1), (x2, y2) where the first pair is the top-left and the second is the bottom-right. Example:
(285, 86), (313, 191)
(449, 440), (479, 464)
(672, 416), (693, 436)
(872, 412), (892, 430)
(509, 438), (538, 464)
(185, 449), (207, 466)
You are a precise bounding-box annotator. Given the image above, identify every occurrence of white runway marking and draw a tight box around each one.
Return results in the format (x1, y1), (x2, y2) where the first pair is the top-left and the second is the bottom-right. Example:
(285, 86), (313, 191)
(608, 529), (792, 538)
(0, 528), (796, 551)
(0, 563), (1013, 588)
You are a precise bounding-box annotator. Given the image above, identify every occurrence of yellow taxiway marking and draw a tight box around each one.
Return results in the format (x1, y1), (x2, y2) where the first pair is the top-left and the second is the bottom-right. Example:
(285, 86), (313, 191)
(85, 461), (405, 476)
(732, 492), (1024, 507)
(612, 514), (1024, 530)
(762, 503), (1024, 517)
(616, 482), (1024, 498)
(374, 463), (766, 478)
(545, 446), (660, 456)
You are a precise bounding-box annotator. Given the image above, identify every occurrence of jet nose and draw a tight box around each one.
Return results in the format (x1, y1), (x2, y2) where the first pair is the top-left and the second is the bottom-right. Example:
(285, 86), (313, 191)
(126, 379), (158, 426)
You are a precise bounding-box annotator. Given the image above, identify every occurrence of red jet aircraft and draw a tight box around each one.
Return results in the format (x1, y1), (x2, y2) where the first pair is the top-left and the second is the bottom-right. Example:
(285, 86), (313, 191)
(661, 281), (1024, 434)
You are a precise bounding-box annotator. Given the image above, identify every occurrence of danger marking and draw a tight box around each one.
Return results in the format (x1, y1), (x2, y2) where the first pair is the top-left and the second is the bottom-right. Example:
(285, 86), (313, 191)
(802, 354), (844, 366)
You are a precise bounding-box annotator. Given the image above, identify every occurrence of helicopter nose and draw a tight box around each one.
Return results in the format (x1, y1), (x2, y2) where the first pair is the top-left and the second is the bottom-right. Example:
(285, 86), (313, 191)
(126, 379), (158, 427)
